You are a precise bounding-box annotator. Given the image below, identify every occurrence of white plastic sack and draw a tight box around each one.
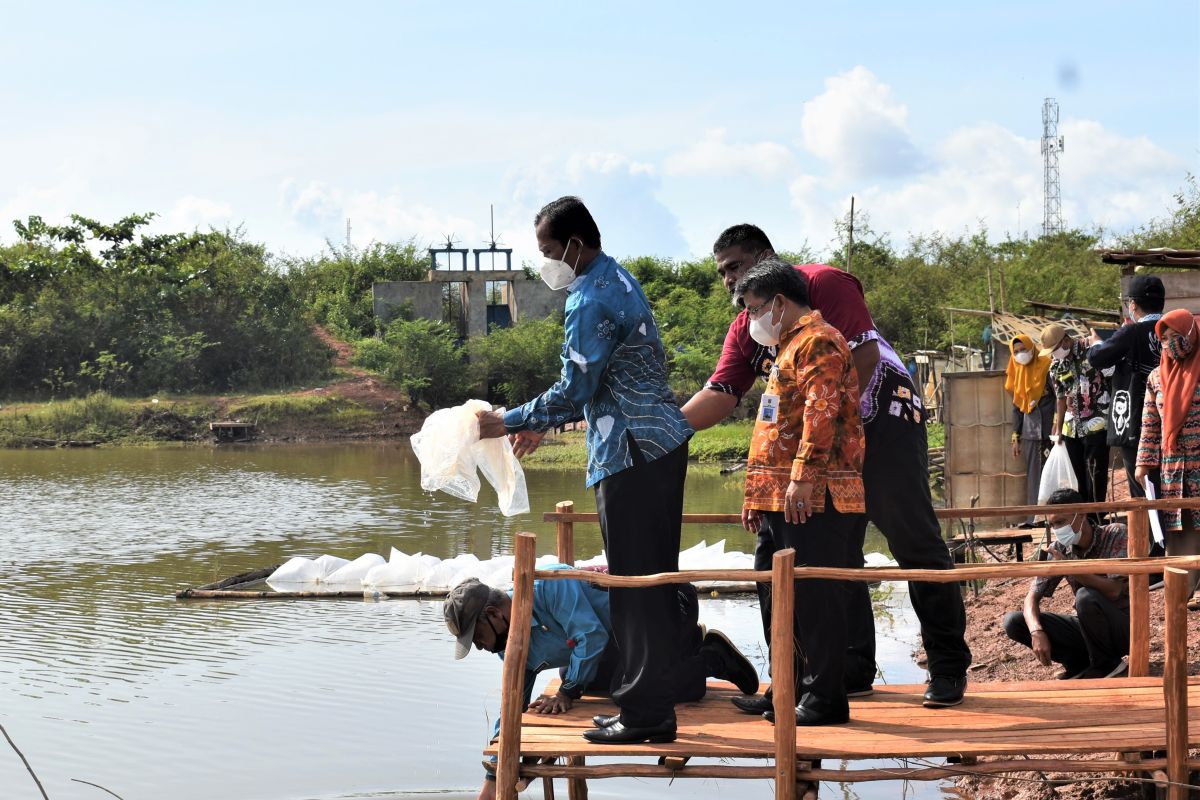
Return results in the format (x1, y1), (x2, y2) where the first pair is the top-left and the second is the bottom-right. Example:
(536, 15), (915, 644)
(1038, 441), (1078, 503)
(410, 399), (529, 516)
(268, 555), (350, 585)
(324, 553), (386, 584)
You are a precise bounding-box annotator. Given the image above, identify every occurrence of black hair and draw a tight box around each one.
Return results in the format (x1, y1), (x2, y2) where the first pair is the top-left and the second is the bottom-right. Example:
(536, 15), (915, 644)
(1046, 488), (1084, 506)
(534, 196), (601, 249)
(1135, 295), (1166, 315)
(484, 586), (507, 610)
(713, 223), (774, 256)
(733, 257), (809, 309)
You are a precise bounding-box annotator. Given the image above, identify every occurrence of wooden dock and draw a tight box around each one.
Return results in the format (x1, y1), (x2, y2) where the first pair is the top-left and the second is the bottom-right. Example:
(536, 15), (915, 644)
(484, 498), (1200, 799)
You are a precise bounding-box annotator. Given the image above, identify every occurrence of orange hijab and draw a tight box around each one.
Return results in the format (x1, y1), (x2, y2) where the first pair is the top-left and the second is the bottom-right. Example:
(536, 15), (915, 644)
(1155, 309), (1200, 452)
(1004, 334), (1052, 413)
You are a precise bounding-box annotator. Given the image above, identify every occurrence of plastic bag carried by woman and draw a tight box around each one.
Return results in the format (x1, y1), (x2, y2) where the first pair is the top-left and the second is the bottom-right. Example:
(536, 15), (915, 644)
(1038, 440), (1079, 503)
(410, 399), (529, 516)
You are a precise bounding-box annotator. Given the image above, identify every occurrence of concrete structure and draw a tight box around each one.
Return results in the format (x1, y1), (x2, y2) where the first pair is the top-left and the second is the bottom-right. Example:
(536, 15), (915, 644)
(373, 268), (564, 337)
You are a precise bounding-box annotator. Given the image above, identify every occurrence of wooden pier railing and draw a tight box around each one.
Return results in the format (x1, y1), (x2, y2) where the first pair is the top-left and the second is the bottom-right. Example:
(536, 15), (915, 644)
(490, 498), (1200, 800)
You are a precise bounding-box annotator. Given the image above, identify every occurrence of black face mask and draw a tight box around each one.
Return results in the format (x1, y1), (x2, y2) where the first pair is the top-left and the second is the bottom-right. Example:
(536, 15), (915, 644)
(482, 614), (509, 653)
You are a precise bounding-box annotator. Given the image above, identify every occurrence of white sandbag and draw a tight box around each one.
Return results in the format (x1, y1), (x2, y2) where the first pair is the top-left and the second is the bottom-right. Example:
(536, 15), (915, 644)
(1038, 441), (1078, 503)
(312, 554), (350, 579)
(410, 399), (529, 516)
(364, 551), (428, 591)
(268, 557), (324, 584)
(324, 553), (386, 584)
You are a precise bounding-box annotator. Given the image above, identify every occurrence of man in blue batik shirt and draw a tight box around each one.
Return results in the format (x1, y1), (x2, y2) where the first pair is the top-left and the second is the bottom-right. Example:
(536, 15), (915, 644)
(477, 196), (693, 745)
(444, 570), (758, 800)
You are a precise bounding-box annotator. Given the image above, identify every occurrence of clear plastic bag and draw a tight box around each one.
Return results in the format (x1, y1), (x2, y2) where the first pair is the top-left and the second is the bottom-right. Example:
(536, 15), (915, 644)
(1038, 441), (1078, 503)
(410, 399), (529, 516)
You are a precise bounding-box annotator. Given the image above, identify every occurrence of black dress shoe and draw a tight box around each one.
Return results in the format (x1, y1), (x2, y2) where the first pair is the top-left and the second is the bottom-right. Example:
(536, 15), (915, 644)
(730, 693), (773, 714)
(592, 713), (620, 728)
(846, 683), (874, 698)
(764, 704), (850, 726)
(923, 675), (966, 708)
(582, 716), (677, 744)
(701, 629), (760, 694)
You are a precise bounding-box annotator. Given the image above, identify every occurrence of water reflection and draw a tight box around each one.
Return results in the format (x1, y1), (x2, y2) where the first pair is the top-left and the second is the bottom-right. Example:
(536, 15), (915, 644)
(0, 443), (942, 799)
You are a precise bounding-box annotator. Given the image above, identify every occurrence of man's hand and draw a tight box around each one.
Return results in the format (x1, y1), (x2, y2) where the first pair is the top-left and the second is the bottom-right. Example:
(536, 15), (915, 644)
(509, 429), (545, 458)
(478, 778), (496, 800)
(1031, 629), (1052, 666)
(784, 481), (815, 525)
(1043, 546), (1065, 561)
(529, 691), (573, 714)
(477, 410), (508, 440)
(742, 506), (763, 533)
(1012, 439), (1021, 459)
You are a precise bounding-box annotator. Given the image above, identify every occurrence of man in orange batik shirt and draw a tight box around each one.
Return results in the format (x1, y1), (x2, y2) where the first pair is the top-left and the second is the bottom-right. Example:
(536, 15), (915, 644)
(735, 257), (866, 726)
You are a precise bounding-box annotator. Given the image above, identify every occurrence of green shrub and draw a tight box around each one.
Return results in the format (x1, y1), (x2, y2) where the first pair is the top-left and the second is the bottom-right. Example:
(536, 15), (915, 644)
(353, 318), (471, 409)
(469, 317), (564, 407)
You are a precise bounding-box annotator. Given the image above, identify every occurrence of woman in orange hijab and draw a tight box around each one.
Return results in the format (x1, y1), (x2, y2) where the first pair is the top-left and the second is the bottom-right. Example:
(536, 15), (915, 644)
(1135, 308), (1200, 603)
(1006, 335), (1055, 526)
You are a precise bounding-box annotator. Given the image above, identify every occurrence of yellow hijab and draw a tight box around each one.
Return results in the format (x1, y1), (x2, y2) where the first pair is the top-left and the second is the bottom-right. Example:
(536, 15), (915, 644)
(1004, 334), (1052, 413)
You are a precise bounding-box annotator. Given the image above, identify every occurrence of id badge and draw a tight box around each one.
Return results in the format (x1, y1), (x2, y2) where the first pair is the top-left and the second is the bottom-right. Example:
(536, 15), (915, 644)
(759, 393), (780, 424)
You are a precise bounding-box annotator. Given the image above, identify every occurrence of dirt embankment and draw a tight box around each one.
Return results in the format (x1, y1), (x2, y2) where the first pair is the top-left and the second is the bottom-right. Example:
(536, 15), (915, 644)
(943, 551), (1200, 800)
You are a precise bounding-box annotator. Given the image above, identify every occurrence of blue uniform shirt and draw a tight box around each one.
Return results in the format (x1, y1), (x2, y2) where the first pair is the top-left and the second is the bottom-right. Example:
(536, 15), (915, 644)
(488, 566), (612, 742)
(502, 252), (692, 487)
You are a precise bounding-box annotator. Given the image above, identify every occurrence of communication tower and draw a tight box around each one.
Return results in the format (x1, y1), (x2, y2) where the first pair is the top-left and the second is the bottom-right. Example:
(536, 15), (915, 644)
(1041, 98), (1065, 237)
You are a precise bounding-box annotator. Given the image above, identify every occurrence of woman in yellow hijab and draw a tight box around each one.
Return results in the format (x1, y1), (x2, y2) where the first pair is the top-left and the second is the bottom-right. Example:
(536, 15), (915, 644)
(1006, 335), (1055, 526)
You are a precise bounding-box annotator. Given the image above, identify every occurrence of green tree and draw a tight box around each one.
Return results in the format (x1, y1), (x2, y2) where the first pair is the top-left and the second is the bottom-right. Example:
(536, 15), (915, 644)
(468, 317), (565, 407)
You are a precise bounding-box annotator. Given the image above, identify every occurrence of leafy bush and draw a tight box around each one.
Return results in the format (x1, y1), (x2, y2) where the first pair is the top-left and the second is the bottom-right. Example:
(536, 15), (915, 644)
(353, 318), (471, 409)
(469, 317), (565, 407)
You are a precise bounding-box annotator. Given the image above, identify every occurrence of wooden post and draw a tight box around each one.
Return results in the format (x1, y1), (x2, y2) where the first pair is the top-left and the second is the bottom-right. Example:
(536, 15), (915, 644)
(771, 548), (797, 800)
(1163, 566), (1190, 799)
(567, 756), (588, 800)
(1127, 508), (1150, 677)
(497, 532), (537, 800)
(556, 500), (575, 566)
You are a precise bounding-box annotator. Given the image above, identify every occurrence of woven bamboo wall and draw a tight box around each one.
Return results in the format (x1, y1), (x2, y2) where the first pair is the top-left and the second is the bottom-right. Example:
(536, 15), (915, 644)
(944, 371), (1027, 527)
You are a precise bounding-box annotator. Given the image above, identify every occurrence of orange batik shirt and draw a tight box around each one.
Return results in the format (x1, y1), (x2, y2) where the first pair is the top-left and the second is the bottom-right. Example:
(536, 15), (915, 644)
(744, 310), (866, 515)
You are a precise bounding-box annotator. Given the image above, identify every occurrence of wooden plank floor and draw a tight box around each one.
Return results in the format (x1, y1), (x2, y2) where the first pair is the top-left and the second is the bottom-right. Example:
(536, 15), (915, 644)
(485, 678), (1200, 760)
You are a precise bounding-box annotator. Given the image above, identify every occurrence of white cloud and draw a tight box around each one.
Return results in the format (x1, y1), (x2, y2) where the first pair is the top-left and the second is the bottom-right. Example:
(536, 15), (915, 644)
(156, 196), (235, 234)
(800, 66), (924, 179)
(663, 129), (796, 178)
(509, 152), (688, 260)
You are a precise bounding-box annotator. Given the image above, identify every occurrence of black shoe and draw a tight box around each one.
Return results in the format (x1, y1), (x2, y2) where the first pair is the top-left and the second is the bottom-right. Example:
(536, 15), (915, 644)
(731, 693), (773, 714)
(846, 682), (874, 698)
(764, 704), (850, 726)
(1016, 521), (1038, 530)
(702, 629), (760, 695)
(923, 675), (967, 708)
(582, 716), (677, 744)
(1075, 659), (1128, 680)
(592, 713), (620, 728)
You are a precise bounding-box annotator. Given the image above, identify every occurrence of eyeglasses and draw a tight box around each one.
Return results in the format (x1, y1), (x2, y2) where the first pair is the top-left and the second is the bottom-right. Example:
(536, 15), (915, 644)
(744, 298), (774, 318)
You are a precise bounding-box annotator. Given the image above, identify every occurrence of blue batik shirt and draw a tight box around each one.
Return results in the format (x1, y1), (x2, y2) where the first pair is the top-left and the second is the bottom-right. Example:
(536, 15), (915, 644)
(503, 252), (692, 487)
(487, 565), (612, 743)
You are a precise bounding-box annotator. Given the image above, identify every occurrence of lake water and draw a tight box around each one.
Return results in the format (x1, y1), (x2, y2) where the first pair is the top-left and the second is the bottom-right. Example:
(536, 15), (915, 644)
(0, 443), (950, 800)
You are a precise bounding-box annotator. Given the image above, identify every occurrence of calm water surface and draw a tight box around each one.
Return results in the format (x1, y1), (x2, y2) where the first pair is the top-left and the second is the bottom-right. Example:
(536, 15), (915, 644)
(0, 443), (949, 800)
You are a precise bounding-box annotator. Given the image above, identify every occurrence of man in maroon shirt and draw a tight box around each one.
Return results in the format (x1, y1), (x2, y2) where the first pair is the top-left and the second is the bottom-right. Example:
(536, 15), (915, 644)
(682, 223), (971, 709)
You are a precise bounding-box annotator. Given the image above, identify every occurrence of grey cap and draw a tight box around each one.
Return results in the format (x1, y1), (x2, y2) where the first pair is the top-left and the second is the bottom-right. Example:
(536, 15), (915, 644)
(443, 578), (491, 660)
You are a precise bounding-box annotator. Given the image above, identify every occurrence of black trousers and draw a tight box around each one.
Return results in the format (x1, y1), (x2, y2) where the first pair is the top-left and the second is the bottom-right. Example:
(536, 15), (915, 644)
(845, 413), (972, 682)
(571, 585), (710, 703)
(752, 500), (856, 714)
(1064, 430), (1110, 504)
(1120, 443), (1159, 500)
(594, 438), (689, 726)
(1002, 587), (1129, 673)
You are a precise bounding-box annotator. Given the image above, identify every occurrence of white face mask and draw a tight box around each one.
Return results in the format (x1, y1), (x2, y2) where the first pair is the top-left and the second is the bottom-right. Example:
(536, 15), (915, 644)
(1013, 350), (1034, 366)
(1052, 344), (1070, 360)
(748, 297), (783, 348)
(1052, 516), (1081, 547)
(539, 238), (582, 291)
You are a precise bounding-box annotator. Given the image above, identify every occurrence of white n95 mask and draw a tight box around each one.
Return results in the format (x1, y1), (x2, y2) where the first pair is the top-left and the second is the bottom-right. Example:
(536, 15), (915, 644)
(1013, 351), (1034, 366)
(749, 298), (783, 347)
(539, 239), (582, 291)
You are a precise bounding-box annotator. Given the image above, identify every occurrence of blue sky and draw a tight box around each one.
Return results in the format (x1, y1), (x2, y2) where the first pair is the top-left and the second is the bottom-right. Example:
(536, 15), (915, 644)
(1, 1), (1196, 266)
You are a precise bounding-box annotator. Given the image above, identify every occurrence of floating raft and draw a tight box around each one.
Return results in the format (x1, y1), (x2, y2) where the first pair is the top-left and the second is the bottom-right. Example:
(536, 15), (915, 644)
(486, 677), (1200, 783)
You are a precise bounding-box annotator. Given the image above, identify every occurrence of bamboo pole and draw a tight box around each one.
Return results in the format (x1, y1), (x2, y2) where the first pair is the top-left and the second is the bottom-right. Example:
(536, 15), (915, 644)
(542, 496), (1200, 525)
(519, 757), (1174, 782)
(556, 501), (575, 566)
(1127, 508), (1150, 677)
(497, 532), (537, 800)
(1163, 566), (1191, 799)
(771, 548), (797, 800)
(532, 555), (1200, 590)
(567, 756), (587, 800)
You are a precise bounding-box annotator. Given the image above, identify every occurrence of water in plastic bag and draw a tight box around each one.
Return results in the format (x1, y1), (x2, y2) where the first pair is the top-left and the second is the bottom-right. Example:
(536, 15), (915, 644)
(1038, 441), (1079, 503)
(410, 399), (530, 516)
